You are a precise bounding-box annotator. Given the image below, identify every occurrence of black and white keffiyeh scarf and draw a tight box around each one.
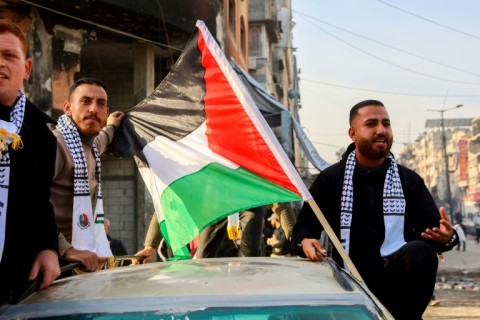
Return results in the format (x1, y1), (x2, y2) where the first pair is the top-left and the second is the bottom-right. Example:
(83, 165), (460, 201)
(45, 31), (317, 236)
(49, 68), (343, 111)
(0, 91), (25, 262)
(340, 150), (406, 259)
(57, 114), (112, 257)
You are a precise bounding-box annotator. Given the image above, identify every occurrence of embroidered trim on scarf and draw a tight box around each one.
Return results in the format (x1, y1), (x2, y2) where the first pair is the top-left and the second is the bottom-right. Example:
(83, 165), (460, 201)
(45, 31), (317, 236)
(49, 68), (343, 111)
(57, 115), (112, 257)
(340, 150), (406, 259)
(0, 91), (25, 263)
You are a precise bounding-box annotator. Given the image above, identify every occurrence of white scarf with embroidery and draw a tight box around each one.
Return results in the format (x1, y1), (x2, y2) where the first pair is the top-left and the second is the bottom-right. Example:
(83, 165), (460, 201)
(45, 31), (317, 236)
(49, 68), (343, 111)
(57, 115), (112, 257)
(0, 92), (26, 263)
(340, 150), (406, 258)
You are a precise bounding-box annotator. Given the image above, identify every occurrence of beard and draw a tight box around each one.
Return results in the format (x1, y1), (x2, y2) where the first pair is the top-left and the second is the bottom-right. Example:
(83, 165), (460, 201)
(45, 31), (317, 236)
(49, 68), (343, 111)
(356, 136), (393, 159)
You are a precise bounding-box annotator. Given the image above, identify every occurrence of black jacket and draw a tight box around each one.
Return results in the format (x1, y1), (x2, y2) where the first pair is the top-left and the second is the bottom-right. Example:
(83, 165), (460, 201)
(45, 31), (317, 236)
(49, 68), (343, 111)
(0, 99), (58, 303)
(292, 144), (455, 271)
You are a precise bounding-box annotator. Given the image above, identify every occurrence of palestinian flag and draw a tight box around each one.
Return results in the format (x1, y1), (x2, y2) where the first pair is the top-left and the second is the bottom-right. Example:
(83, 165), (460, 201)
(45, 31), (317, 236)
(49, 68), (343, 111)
(112, 20), (311, 258)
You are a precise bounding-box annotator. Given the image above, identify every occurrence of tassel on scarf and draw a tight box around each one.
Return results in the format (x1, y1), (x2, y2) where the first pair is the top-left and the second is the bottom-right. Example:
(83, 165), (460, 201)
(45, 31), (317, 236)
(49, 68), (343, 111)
(0, 128), (23, 152)
(227, 212), (242, 240)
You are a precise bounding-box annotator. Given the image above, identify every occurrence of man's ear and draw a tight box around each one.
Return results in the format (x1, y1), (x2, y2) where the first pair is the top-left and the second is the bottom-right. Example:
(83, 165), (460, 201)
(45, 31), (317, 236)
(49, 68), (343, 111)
(23, 59), (32, 81)
(348, 127), (356, 141)
(63, 101), (72, 117)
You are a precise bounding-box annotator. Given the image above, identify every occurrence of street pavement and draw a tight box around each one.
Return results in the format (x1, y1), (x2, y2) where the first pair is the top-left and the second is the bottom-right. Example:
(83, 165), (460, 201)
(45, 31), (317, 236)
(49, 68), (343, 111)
(436, 238), (480, 274)
(423, 238), (480, 320)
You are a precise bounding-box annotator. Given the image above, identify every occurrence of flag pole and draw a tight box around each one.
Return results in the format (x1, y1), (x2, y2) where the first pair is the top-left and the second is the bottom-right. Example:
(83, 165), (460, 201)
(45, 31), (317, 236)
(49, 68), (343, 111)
(307, 198), (363, 282)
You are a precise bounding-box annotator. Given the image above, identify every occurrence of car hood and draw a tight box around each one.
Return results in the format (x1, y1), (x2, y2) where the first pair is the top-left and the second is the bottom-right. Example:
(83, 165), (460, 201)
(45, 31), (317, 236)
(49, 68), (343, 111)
(0, 257), (393, 319)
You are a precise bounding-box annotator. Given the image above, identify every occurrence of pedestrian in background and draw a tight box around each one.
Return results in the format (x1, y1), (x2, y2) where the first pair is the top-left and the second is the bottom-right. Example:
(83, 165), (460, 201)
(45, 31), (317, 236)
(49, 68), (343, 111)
(266, 213), (290, 257)
(195, 206), (265, 258)
(453, 223), (466, 251)
(104, 217), (128, 257)
(474, 212), (480, 244)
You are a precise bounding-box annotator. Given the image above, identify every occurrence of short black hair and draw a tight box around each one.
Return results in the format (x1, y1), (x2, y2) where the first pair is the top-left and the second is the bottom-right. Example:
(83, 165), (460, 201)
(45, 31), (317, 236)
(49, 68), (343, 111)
(349, 99), (384, 125)
(68, 77), (108, 100)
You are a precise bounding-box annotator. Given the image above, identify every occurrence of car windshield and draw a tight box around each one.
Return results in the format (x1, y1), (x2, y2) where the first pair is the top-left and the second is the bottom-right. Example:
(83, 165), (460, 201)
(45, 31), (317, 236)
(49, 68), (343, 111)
(32, 305), (382, 320)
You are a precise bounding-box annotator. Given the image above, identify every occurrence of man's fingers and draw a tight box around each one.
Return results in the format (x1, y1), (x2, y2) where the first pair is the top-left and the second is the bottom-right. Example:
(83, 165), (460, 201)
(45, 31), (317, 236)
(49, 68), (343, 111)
(439, 207), (449, 221)
(301, 239), (325, 262)
(28, 263), (40, 281)
(71, 251), (99, 272)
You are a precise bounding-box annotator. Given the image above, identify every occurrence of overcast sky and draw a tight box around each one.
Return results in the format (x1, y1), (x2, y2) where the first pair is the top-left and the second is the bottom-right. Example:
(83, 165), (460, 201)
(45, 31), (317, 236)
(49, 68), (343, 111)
(292, 0), (480, 166)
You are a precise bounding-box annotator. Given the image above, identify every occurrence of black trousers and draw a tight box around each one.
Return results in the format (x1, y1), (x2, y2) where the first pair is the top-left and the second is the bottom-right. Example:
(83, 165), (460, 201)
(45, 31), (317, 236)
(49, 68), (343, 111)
(364, 241), (438, 320)
(195, 206), (264, 258)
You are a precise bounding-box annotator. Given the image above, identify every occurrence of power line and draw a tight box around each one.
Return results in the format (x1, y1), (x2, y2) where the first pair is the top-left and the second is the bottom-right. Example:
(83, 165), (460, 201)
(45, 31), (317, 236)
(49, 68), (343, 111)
(300, 78), (480, 97)
(295, 14), (480, 85)
(293, 10), (480, 78)
(19, 0), (183, 52)
(375, 0), (480, 40)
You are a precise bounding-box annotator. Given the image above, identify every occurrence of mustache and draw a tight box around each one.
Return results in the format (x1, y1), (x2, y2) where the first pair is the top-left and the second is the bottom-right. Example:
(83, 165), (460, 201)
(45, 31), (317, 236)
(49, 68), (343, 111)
(373, 133), (389, 139)
(83, 115), (101, 122)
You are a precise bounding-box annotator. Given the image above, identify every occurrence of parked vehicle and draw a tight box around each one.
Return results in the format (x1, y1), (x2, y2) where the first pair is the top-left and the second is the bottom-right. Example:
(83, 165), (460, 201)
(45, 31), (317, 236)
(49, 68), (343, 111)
(0, 257), (394, 319)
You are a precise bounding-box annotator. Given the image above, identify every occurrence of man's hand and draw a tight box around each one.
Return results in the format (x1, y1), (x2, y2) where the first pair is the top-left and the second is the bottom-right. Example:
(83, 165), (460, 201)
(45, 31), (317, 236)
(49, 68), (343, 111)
(29, 250), (61, 289)
(267, 237), (278, 246)
(132, 246), (156, 265)
(107, 111), (125, 128)
(301, 238), (327, 262)
(63, 248), (102, 272)
(421, 207), (454, 243)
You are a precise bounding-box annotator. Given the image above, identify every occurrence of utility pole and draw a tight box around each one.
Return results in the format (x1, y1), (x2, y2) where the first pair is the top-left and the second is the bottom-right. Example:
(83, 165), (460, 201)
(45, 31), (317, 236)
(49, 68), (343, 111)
(427, 104), (463, 222)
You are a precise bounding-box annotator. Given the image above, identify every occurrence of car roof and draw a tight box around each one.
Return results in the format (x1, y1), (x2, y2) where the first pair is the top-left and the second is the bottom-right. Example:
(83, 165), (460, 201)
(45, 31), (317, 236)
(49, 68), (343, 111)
(0, 257), (393, 319)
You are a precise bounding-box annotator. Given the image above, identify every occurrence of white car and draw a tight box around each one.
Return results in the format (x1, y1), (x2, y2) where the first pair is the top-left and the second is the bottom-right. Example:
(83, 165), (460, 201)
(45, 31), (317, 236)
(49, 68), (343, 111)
(0, 257), (394, 319)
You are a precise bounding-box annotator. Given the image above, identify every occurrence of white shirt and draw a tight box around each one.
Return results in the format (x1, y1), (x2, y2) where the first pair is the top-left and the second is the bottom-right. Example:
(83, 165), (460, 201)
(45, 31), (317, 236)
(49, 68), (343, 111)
(454, 224), (466, 242)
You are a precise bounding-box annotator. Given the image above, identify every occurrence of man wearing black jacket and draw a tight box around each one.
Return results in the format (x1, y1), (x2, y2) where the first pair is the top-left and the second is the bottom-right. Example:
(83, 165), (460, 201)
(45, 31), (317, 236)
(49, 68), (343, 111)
(0, 20), (60, 304)
(292, 99), (457, 320)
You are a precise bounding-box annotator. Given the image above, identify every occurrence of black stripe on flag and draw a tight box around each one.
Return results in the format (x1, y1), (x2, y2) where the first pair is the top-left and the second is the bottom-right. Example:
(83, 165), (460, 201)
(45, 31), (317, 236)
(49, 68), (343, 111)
(112, 30), (206, 159)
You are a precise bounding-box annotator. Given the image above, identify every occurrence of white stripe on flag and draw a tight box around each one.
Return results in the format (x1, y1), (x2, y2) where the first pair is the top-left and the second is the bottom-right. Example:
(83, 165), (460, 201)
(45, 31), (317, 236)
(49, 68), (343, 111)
(140, 121), (238, 220)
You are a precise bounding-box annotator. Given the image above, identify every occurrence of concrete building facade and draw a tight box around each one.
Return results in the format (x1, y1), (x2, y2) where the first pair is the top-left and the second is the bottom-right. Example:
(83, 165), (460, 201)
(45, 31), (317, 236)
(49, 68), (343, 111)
(466, 116), (480, 214)
(0, 0), (249, 254)
(0, 0), (309, 255)
(399, 118), (480, 220)
(248, 0), (309, 178)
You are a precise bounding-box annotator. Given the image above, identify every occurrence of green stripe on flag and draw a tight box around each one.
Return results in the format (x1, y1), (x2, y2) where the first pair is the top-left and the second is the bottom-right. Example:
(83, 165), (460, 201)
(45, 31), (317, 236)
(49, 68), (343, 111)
(160, 162), (302, 254)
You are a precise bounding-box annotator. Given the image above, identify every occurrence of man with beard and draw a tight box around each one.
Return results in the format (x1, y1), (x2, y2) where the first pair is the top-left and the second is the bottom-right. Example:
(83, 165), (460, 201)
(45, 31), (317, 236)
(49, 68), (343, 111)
(51, 78), (124, 272)
(291, 99), (458, 320)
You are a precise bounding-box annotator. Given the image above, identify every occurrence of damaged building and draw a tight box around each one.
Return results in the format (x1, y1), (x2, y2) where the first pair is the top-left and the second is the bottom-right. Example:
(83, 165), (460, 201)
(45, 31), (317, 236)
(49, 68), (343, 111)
(0, 0), (324, 256)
